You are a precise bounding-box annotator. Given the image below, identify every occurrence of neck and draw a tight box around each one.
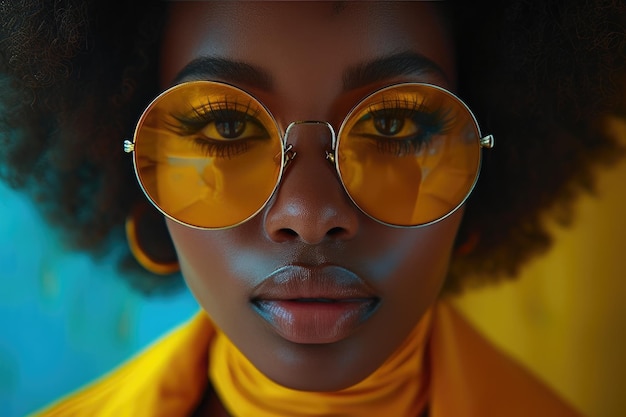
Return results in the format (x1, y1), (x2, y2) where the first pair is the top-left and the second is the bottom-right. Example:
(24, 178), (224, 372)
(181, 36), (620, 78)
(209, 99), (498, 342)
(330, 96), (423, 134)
(208, 309), (433, 417)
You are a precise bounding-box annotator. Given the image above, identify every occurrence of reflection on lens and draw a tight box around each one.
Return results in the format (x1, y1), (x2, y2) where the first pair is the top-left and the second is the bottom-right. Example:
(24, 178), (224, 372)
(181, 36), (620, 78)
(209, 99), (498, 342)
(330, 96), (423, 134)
(132, 81), (283, 228)
(336, 84), (481, 227)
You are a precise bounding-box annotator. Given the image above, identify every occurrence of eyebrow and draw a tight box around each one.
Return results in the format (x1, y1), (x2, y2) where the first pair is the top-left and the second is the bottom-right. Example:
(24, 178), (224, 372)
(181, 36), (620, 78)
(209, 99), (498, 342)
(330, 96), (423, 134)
(342, 51), (449, 90)
(173, 50), (447, 92)
(173, 56), (274, 90)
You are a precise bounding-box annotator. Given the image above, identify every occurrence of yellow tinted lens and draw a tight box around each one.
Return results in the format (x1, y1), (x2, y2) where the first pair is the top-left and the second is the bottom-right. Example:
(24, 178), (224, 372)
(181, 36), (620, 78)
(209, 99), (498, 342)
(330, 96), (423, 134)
(133, 81), (282, 228)
(337, 84), (481, 227)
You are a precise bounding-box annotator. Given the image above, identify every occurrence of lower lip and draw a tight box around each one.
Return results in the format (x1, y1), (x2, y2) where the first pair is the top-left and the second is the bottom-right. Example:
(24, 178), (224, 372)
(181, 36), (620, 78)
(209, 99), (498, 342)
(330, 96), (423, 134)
(253, 299), (378, 344)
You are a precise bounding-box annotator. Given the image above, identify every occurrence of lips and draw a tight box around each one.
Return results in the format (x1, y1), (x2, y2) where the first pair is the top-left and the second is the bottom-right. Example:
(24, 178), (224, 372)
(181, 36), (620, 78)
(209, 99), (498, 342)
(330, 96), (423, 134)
(251, 265), (379, 344)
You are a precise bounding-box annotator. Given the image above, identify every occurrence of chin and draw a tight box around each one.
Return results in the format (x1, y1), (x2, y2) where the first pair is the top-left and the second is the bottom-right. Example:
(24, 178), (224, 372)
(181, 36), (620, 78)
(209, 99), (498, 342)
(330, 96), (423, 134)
(249, 341), (383, 392)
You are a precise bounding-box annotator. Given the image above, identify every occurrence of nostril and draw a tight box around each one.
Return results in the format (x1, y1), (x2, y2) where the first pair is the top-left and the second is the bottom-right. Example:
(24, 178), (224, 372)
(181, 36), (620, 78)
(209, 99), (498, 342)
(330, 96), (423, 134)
(283, 229), (299, 237)
(270, 226), (350, 243)
(272, 228), (299, 242)
(328, 227), (346, 237)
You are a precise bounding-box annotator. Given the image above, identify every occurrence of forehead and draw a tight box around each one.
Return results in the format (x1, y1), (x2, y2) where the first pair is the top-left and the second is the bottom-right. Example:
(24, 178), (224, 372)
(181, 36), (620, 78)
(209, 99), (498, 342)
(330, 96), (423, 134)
(161, 2), (454, 86)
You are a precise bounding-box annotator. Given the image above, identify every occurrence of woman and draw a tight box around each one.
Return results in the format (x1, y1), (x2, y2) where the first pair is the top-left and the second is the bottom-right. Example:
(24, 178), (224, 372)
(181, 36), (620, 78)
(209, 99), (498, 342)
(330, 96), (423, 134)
(1, 1), (624, 416)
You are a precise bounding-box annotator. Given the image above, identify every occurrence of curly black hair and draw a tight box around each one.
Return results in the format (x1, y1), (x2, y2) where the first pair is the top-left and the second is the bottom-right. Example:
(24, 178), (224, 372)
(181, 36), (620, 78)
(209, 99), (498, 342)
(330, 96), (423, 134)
(0, 0), (624, 294)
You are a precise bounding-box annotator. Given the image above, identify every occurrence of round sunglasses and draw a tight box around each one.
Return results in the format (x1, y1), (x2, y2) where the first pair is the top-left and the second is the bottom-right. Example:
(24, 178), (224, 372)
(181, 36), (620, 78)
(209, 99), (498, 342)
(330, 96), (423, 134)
(124, 81), (494, 229)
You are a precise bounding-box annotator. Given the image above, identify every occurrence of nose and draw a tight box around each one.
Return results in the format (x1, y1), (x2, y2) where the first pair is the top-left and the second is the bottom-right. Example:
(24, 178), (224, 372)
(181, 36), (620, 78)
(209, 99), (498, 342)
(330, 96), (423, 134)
(263, 123), (359, 244)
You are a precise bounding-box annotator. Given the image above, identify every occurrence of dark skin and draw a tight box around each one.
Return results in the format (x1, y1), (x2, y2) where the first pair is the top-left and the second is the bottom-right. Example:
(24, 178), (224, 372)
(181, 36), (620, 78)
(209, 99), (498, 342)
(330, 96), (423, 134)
(160, 2), (457, 406)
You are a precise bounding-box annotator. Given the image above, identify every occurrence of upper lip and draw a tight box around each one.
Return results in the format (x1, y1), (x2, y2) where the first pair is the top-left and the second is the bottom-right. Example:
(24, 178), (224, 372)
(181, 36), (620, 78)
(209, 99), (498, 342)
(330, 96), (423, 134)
(251, 264), (377, 301)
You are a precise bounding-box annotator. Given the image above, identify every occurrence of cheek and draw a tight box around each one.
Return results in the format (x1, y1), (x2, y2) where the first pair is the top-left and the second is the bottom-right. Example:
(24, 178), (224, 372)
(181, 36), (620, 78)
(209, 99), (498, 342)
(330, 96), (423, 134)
(354, 211), (462, 369)
(378, 212), (461, 314)
(365, 209), (462, 288)
(164, 219), (247, 324)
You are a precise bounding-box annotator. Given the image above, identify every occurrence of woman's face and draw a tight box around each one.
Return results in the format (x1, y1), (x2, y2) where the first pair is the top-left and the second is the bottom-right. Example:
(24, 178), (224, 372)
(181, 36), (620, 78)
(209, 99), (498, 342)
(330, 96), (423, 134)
(161, 2), (458, 391)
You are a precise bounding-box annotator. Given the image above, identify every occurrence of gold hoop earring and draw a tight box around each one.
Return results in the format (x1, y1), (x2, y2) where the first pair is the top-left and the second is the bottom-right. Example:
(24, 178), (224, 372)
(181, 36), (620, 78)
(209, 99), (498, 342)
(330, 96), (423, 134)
(126, 202), (179, 275)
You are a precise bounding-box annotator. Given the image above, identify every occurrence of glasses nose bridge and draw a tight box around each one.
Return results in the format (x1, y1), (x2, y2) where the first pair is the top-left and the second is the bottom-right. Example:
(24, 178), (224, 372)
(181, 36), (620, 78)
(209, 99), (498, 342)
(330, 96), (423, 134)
(285, 120), (337, 149)
(281, 120), (338, 170)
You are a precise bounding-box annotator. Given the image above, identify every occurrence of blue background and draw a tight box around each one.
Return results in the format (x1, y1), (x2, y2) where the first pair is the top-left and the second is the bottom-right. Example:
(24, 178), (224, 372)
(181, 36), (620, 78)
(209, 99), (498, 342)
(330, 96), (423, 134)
(0, 181), (199, 417)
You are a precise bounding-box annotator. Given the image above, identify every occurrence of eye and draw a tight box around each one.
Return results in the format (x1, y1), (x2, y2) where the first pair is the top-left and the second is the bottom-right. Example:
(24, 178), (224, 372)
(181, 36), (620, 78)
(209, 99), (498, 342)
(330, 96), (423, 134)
(346, 93), (454, 157)
(168, 100), (271, 158)
(366, 108), (421, 139)
(192, 108), (269, 142)
(373, 115), (406, 136)
(215, 119), (245, 139)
